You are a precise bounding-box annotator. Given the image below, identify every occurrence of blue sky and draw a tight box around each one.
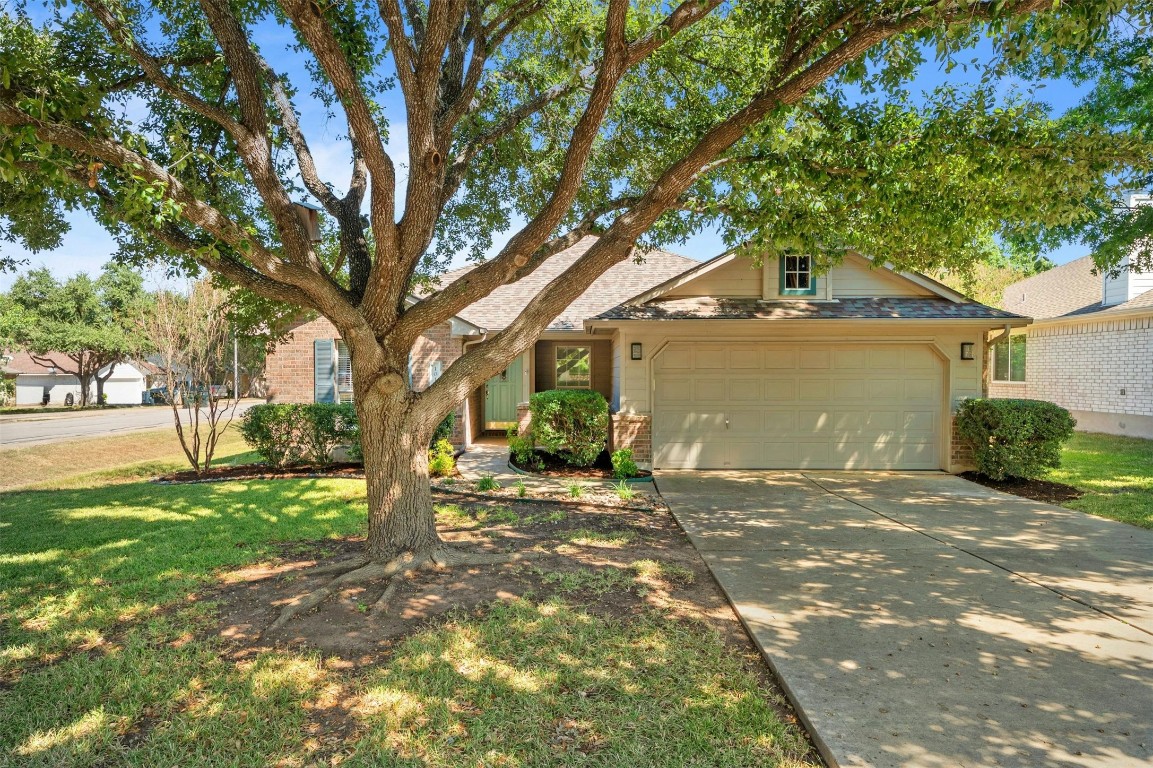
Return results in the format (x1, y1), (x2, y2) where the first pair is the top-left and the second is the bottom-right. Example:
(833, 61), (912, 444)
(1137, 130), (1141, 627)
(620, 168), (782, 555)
(0, 14), (1096, 291)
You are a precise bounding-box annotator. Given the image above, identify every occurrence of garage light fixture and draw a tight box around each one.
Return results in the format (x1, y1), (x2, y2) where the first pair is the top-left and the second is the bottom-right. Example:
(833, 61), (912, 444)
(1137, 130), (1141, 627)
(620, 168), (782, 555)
(960, 342), (975, 360)
(631, 342), (643, 360)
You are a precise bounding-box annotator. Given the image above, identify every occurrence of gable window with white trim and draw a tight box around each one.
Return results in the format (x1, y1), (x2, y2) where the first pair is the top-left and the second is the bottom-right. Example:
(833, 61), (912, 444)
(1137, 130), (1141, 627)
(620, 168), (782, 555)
(779, 255), (817, 296)
(556, 346), (592, 389)
(992, 335), (1026, 383)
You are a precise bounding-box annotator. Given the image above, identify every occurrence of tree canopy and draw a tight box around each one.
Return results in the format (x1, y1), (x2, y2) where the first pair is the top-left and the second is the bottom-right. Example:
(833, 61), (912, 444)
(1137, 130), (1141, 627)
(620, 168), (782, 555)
(2, 0), (1151, 560)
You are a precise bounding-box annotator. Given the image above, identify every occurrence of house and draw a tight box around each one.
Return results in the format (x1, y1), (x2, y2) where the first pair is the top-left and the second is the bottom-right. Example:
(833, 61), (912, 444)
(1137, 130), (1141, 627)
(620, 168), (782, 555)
(990, 253), (1153, 439)
(266, 237), (1026, 471)
(2, 352), (149, 405)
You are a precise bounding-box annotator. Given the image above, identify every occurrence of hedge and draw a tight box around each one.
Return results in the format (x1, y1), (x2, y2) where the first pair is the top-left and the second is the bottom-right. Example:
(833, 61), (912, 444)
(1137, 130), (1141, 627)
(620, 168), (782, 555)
(528, 389), (609, 467)
(240, 403), (359, 467)
(955, 398), (1076, 480)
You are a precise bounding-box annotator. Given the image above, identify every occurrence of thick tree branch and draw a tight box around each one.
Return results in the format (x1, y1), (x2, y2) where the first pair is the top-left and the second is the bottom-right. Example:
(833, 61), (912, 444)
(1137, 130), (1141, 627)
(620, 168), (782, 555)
(80, 1), (243, 135)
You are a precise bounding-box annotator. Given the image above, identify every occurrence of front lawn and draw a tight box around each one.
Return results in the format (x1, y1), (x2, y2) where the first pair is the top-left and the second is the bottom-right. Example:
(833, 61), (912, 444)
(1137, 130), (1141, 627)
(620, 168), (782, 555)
(0, 460), (818, 766)
(1048, 432), (1153, 529)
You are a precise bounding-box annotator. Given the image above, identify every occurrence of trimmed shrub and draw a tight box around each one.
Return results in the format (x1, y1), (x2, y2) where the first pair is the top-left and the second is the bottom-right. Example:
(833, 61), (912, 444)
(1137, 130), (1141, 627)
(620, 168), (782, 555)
(611, 448), (639, 479)
(428, 438), (456, 478)
(239, 404), (303, 468)
(298, 403), (359, 466)
(239, 403), (359, 467)
(955, 398), (1076, 480)
(528, 389), (609, 467)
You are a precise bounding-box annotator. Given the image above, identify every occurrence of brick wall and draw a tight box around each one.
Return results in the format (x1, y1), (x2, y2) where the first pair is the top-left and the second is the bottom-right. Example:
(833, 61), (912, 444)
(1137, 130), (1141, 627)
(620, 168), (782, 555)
(264, 315), (467, 445)
(264, 315), (333, 403)
(988, 316), (1153, 418)
(950, 416), (974, 472)
(610, 413), (652, 465)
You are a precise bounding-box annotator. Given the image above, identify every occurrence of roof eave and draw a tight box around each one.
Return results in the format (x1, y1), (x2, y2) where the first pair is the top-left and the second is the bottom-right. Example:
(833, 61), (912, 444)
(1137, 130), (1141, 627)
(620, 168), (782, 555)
(586, 315), (1031, 330)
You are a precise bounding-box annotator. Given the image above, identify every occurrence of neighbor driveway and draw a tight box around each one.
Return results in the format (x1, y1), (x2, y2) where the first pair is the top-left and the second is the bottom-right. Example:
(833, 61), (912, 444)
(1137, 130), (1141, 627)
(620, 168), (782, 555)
(656, 471), (1153, 768)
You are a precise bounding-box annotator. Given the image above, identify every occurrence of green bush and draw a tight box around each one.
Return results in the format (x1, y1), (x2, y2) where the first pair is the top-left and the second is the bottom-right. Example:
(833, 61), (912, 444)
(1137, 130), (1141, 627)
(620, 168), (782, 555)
(611, 448), (639, 479)
(239, 404), (303, 467)
(239, 403), (359, 467)
(528, 389), (609, 467)
(299, 403), (359, 466)
(431, 412), (455, 446)
(428, 438), (456, 478)
(507, 426), (542, 470)
(956, 398), (1076, 480)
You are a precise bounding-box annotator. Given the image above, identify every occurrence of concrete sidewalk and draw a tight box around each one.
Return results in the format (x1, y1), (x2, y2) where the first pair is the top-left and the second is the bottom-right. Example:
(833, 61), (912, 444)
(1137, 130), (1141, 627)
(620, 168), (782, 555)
(657, 470), (1153, 768)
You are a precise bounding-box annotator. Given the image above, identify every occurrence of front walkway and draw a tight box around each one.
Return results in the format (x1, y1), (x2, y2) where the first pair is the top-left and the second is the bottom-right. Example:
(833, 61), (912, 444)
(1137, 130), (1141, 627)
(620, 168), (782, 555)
(455, 437), (629, 491)
(657, 470), (1153, 768)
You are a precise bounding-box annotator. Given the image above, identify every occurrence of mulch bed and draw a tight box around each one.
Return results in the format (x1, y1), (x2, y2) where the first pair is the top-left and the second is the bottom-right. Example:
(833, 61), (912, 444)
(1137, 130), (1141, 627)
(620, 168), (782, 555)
(510, 448), (652, 479)
(960, 471), (1084, 505)
(155, 462), (365, 483)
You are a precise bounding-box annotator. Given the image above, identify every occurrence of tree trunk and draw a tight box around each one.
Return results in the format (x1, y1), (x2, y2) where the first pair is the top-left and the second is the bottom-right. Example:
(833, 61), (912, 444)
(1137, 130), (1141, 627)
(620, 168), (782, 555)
(76, 373), (93, 407)
(356, 387), (441, 561)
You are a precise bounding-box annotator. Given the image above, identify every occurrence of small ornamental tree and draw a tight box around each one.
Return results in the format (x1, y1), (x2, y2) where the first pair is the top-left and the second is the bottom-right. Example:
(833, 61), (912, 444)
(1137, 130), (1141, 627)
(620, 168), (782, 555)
(1, 1), (1151, 626)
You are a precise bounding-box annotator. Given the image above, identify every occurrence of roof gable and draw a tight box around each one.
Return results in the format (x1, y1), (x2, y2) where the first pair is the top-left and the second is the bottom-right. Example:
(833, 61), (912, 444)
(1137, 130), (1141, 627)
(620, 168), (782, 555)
(621, 248), (962, 308)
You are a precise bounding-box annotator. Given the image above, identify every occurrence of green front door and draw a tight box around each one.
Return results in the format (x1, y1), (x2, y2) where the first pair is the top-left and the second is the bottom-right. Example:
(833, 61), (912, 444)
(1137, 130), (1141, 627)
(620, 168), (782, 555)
(484, 354), (523, 429)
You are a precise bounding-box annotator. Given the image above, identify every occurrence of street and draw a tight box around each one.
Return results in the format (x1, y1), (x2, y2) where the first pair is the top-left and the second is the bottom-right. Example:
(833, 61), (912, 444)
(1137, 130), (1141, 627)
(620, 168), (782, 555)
(0, 401), (259, 449)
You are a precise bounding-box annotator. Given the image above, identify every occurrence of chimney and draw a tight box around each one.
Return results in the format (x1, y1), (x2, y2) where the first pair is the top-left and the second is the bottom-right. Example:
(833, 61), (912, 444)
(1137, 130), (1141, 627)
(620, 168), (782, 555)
(1102, 193), (1152, 306)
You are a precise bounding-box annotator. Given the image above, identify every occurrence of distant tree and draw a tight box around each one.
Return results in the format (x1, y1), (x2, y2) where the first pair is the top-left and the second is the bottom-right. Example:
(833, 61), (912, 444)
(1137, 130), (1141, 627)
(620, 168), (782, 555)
(0, 264), (150, 405)
(930, 238), (1053, 307)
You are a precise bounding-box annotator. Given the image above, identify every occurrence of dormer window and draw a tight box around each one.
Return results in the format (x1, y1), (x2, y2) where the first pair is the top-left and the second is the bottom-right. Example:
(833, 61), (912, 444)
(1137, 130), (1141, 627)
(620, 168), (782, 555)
(780, 255), (816, 296)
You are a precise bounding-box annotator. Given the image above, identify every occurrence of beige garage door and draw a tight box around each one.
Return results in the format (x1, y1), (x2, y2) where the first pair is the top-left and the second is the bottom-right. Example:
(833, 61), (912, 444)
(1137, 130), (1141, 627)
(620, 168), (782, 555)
(653, 342), (943, 470)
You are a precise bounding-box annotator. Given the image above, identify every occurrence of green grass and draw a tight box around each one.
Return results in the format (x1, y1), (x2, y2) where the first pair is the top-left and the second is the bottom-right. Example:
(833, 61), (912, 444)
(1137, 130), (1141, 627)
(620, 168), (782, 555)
(0, 449), (816, 767)
(1048, 432), (1153, 529)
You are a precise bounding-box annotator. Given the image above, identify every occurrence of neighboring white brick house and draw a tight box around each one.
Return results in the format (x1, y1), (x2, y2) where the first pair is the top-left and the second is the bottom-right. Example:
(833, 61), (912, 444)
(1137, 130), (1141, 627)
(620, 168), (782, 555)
(990, 251), (1153, 439)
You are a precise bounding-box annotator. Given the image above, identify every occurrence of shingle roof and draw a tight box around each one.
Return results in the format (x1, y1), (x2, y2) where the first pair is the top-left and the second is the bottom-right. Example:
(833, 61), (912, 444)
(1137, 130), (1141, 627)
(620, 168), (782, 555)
(593, 297), (1023, 322)
(999, 256), (1103, 319)
(1000, 256), (1153, 319)
(434, 236), (699, 331)
(2, 351), (79, 375)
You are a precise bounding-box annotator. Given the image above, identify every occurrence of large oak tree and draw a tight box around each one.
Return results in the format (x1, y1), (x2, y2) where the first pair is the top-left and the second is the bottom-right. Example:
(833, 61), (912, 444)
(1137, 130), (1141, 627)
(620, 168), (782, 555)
(1, 0), (1150, 617)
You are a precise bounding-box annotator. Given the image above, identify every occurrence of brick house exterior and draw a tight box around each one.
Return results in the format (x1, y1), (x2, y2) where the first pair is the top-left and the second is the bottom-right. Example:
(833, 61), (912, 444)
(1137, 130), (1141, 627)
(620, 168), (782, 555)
(990, 254), (1153, 439)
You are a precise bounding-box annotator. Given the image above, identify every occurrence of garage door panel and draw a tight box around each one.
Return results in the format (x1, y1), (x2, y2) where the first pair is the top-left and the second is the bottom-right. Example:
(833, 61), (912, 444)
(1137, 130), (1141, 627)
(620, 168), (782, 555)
(656, 378), (692, 402)
(653, 342), (942, 470)
(693, 379), (728, 402)
(727, 410), (764, 436)
(903, 379), (938, 402)
(902, 411), (937, 434)
(695, 348), (728, 370)
(729, 379), (762, 401)
(764, 349), (798, 369)
(656, 348), (692, 371)
(798, 380), (830, 401)
(729, 348), (762, 369)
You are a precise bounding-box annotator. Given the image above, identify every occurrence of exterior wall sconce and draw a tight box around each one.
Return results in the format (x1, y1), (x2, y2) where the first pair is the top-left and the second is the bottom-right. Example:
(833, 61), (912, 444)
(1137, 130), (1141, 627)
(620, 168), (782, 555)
(960, 342), (975, 360)
(631, 342), (643, 360)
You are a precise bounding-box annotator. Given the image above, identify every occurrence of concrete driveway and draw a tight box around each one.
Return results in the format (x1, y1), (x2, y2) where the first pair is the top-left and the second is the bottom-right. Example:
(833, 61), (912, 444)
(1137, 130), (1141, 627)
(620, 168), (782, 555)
(656, 471), (1153, 768)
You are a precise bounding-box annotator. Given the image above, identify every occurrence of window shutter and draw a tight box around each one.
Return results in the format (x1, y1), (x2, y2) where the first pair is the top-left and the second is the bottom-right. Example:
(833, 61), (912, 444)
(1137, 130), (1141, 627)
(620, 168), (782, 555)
(314, 339), (336, 403)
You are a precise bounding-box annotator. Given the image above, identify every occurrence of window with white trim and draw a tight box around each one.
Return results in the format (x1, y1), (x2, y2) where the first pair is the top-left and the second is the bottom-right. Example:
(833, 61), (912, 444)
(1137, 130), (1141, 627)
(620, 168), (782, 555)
(780, 254), (816, 295)
(335, 340), (354, 402)
(555, 346), (591, 389)
(993, 335), (1026, 383)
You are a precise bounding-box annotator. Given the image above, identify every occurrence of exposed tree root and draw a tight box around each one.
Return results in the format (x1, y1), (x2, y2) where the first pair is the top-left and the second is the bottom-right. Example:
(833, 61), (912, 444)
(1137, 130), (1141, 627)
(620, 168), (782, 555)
(266, 547), (542, 632)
